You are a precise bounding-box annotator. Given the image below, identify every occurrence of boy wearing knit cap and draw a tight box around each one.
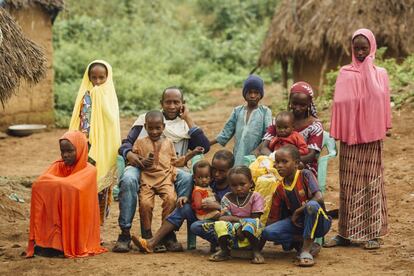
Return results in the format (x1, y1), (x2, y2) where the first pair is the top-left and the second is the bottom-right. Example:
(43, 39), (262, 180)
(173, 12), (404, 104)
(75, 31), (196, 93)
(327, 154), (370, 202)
(210, 75), (272, 165)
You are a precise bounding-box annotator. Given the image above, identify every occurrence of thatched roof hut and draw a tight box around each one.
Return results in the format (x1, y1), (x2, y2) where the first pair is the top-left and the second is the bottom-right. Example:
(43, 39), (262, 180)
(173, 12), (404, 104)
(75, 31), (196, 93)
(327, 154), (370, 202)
(0, 0), (63, 129)
(0, 8), (46, 107)
(258, 0), (414, 93)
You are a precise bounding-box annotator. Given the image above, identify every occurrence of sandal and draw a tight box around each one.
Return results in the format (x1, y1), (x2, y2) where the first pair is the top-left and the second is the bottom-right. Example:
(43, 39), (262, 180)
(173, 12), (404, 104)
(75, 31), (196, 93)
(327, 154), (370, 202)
(364, 239), (380, 250)
(296, 242), (322, 260)
(297, 251), (314, 267)
(153, 244), (167, 253)
(323, 235), (350, 248)
(164, 239), (184, 252)
(251, 251), (265, 264)
(209, 250), (231, 262)
(131, 235), (153, 253)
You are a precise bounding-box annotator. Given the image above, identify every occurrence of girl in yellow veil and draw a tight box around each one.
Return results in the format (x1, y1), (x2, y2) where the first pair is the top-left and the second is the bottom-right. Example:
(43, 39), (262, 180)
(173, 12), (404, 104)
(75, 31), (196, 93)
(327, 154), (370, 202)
(69, 60), (121, 224)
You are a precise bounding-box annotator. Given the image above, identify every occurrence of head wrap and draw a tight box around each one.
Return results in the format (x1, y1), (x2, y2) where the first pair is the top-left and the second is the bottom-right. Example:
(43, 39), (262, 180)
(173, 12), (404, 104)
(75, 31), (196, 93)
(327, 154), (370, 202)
(242, 75), (264, 98)
(290, 81), (317, 117)
(330, 28), (391, 145)
(69, 60), (121, 192)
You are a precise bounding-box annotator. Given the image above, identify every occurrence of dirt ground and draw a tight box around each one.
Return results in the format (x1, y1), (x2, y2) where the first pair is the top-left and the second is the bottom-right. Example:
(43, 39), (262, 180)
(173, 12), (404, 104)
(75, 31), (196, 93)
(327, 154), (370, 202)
(0, 87), (413, 275)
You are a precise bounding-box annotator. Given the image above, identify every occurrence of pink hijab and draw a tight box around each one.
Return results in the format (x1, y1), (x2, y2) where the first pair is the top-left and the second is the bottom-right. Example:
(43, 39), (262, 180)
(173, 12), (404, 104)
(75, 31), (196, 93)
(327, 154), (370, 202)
(330, 28), (391, 145)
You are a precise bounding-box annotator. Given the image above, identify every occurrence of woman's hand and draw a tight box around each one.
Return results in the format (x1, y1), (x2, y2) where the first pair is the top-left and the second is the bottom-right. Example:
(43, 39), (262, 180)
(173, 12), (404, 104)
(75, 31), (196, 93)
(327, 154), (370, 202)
(386, 130), (392, 137)
(176, 196), (188, 208)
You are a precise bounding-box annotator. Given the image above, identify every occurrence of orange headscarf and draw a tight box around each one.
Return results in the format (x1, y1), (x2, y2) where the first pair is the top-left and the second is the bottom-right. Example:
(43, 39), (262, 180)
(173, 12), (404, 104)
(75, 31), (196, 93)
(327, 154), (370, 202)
(27, 131), (107, 258)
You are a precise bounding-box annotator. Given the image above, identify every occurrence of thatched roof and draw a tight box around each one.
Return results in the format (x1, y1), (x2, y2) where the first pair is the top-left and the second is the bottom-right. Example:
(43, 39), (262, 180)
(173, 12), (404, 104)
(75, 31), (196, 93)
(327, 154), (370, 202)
(0, 8), (46, 107)
(258, 0), (414, 67)
(3, 0), (64, 13)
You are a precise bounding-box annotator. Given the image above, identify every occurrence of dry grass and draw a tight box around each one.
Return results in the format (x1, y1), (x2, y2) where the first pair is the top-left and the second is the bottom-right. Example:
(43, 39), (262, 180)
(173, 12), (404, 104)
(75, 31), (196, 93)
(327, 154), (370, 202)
(3, 0), (64, 12)
(0, 8), (47, 107)
(258, 0), (414, 67)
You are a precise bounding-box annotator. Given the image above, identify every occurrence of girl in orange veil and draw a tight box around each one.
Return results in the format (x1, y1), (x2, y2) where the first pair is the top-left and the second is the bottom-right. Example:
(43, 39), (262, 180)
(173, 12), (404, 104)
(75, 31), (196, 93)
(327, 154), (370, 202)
(27, 131), (107, 258)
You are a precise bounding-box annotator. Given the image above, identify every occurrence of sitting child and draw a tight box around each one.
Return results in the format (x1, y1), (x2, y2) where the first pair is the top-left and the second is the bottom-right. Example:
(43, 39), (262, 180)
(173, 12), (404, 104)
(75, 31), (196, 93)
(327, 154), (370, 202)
(133, 110), (203, 238)
(210, 75), (272, 165)
(261, 145), (332, 267)
(268, 111), (309, 155)
(191, 160), (220, 220)
(209, 166), (265, 264)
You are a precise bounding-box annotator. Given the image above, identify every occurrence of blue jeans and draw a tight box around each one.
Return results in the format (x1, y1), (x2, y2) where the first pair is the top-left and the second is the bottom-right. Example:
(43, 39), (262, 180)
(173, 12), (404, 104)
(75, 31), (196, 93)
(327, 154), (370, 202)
(190, 220), (218, 245)
(262, 201), (331, 250)
(166, 203), (197, 230)
(118, 166), (193, 229)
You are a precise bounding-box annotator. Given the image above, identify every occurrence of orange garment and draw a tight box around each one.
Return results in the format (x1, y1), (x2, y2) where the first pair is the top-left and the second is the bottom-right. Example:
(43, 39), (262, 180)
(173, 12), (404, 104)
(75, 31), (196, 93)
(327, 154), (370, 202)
(191, 186), (220, 220)
(27, 131), (107, 258)
(132, 136), (178, 187)
(268, 131), (309, 155)
(133, 137), (178, 231)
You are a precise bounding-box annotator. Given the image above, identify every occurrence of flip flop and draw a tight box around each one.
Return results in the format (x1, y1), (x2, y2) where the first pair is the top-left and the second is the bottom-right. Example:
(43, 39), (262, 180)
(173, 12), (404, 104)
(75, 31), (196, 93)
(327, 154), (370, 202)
(364, 239), (380, 250)
(153, 244), (167, 253)
(297, 251), (314, 267)
(323, 235), (350, 248)
(131, 235), (153, 253)
(251, 251), (265, 264)
(209, 250), (231, 262)
(296, 242), (321, 259)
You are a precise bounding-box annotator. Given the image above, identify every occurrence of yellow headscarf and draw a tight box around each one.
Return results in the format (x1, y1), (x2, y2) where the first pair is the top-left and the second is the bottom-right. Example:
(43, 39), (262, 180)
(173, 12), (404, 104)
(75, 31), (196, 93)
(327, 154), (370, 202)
(69, 60), (121, 192)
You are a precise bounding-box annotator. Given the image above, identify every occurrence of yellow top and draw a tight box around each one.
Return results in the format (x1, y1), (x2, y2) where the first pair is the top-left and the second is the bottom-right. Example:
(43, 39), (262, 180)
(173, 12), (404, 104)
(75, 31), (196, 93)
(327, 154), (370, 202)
(69, 60), (121, 192)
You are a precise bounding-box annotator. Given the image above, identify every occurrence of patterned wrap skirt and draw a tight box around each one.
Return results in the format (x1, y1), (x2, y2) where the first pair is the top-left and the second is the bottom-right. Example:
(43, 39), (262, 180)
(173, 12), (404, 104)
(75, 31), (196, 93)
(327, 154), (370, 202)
(338, 140), (388, 241)
(207, 218), (263, 249)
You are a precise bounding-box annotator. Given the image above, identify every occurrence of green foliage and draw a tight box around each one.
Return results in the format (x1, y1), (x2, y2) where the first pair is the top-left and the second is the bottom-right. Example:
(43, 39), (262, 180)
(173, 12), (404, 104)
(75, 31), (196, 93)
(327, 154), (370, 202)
(53, 0), (279, 126)
(319, 48), (414, 110)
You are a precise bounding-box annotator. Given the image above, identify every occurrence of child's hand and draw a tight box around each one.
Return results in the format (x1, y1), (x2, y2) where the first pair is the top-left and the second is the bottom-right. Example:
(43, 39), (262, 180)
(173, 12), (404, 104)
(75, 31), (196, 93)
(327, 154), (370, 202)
(176, 196), (188, 208)
(142, 156), (154, 168)
(201, 200), (219, 211)
(236, 227), (245, 241)
(193, 146), (204, 155)
(291, 209), (303, 228)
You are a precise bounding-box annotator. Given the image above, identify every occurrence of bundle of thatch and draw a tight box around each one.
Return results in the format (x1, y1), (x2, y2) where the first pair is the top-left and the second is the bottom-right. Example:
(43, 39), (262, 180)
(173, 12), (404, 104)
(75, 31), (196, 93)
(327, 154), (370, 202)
(4, 0), (64, 13)
(0, 8), (47, 107)
(258, 0), (414, 67)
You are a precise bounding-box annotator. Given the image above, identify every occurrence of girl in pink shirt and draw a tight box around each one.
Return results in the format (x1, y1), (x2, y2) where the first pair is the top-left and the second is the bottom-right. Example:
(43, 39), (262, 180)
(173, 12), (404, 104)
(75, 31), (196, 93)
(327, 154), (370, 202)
(209, 166), (265, 264)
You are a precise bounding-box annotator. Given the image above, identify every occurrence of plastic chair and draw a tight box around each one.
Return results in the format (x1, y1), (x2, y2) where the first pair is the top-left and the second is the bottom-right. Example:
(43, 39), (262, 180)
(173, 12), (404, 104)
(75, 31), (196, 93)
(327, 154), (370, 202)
(315, 131), (337, 245)
(316, 131), (337, 193)
(112, 155), (125, 201)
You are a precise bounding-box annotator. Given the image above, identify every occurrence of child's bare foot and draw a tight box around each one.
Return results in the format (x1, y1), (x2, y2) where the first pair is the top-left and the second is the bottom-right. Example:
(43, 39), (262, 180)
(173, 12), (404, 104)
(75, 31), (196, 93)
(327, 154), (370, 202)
(209, 250), (231, 262)
(251, 251), (265, 264)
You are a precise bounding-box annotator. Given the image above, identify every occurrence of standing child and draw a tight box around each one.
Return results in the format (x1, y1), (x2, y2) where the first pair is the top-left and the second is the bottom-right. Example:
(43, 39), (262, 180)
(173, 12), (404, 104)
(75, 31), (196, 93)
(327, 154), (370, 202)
(133, 110), (203, 239)
(191, 160), (221, 220)
(69, 60), (121, 225)
(261, 145), (331, 267)
(209, 166), (265, 264)
(210, 75), (272, 165)
(268, 111), (309, 155)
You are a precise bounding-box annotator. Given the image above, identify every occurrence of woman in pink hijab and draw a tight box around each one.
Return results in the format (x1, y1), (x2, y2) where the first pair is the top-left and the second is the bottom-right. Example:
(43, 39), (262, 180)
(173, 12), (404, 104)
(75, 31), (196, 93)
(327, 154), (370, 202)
(325, 29), (391, 249)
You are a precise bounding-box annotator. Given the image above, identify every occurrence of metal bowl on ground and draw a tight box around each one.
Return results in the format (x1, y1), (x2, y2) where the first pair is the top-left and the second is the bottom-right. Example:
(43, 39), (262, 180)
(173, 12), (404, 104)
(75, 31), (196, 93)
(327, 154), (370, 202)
(7, 124), (47, 137)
